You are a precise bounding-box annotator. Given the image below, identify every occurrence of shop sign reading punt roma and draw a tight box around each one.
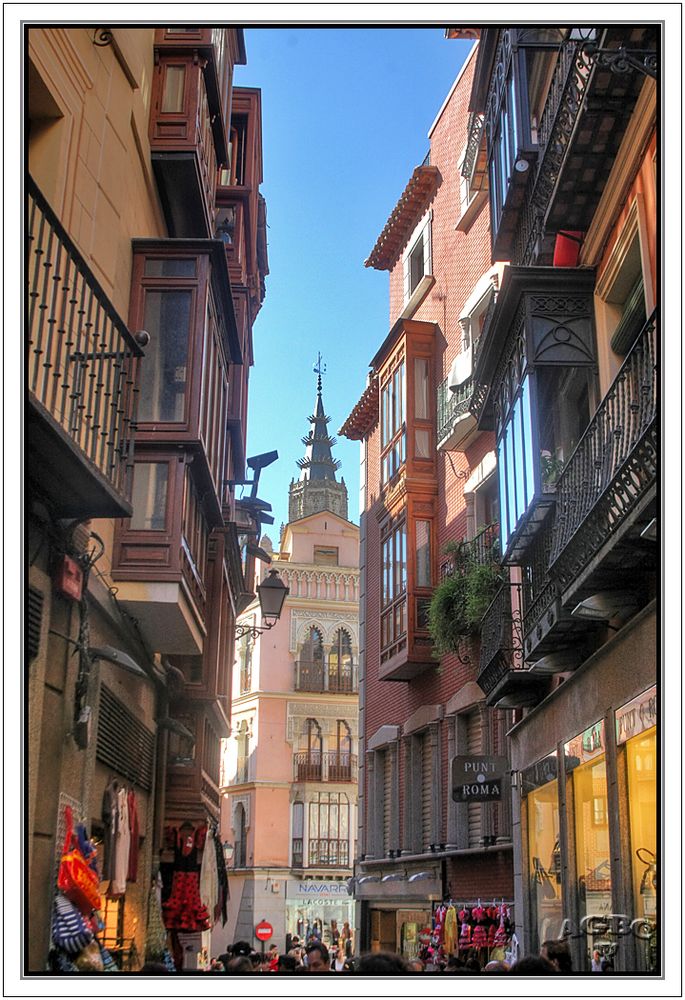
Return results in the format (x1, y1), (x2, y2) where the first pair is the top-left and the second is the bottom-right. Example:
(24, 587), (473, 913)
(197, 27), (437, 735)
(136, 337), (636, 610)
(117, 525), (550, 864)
(451, 755), (508, 802)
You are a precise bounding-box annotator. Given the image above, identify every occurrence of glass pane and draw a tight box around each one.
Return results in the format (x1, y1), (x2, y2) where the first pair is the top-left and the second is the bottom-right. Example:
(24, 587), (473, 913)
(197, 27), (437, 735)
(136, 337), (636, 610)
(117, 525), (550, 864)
(415, 428), (431, 459)
(521, 376), (536, 504)
(573, 756), (611, 969)
(527, 774), (563, 950)
(626, 728), (657, 969)
(512, 394), (527, 521)
(415, 358), (429, 419)
(139, 290), (192, 422)
(161, 65), (186, 113)
(498, 436), (509, 551)
(401, 523), (407, 592)
(309, 802), (319, 838)
(293, 802), (304, 838)
(130, 463), (168, 530)
(506, 423), (517, 541)
(416, 520), (431, 587)
(399, 361), (405, 426)
(144, 258), (196, 277)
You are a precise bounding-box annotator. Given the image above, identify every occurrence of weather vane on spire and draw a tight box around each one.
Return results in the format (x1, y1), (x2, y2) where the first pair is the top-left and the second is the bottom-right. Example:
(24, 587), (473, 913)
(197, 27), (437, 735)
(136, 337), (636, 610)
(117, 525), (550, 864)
(313, 352), (326, 393)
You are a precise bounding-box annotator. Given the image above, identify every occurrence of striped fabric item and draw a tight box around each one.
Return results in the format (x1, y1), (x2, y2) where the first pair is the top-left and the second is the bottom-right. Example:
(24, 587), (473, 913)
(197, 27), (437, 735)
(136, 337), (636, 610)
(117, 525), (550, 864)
(51, 892), (93, 955)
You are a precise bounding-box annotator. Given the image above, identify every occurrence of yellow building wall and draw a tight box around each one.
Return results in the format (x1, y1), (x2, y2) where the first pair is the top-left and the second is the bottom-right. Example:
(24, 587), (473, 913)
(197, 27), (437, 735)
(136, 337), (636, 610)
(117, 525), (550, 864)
(27, 27), (166, 318)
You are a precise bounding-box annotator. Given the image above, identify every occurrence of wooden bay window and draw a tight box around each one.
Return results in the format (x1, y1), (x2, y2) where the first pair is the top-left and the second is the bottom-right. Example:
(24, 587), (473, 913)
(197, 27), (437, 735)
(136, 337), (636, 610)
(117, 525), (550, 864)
(375, 319), (438, 681)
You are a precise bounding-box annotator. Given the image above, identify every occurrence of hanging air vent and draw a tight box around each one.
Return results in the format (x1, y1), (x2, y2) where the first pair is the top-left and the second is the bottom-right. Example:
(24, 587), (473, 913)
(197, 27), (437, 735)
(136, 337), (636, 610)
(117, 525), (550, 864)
(96, 685), (155, 791)
(27, 586), (45, 660)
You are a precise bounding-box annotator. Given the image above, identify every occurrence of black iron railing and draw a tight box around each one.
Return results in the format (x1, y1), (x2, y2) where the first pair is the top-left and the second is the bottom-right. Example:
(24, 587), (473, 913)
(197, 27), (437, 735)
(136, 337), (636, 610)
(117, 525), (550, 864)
(477, 578), (524, 696)
(27, 179), (143, 498)
(462, 112), (485, 183)
(437, 374), (474, 443)
(293, 752), (357, 783)
(549, 311), (657, 589)
(308, 838), (349, 867)
(522, 517), (558, 642)
(294, 662), (357, 693)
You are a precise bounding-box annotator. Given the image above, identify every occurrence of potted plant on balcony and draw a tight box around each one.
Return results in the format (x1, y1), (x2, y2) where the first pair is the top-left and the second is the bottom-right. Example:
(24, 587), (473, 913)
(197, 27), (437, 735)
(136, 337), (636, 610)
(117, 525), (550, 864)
(428, 535), (502, 659)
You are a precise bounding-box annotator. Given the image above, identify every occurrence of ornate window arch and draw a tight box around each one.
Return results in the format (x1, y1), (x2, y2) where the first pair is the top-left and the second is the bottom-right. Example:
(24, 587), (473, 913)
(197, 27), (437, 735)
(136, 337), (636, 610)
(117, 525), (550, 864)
(298, 625), (324, 691)
(329, 627), (355, 692)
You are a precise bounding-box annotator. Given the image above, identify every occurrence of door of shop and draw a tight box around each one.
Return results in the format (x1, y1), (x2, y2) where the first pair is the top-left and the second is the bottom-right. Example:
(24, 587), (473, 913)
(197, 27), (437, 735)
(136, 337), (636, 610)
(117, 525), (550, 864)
(370, 909), (395, 953)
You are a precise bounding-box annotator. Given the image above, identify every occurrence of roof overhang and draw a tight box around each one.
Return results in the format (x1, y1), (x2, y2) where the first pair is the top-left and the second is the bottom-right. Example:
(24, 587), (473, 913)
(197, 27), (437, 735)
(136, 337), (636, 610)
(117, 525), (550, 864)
(365, 165), (441, 271)
(339, 377), (379, 442)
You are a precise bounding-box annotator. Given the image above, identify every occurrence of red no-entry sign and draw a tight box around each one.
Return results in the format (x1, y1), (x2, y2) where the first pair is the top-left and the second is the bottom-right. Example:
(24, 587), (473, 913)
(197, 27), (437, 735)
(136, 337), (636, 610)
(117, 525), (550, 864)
(255, 920), (273, 942)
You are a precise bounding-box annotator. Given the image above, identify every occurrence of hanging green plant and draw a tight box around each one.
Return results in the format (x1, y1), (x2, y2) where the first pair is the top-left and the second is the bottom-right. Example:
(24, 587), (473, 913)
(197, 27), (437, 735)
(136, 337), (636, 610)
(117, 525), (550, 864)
(428, 573), (470, 657)
(428, 527), (502, 658)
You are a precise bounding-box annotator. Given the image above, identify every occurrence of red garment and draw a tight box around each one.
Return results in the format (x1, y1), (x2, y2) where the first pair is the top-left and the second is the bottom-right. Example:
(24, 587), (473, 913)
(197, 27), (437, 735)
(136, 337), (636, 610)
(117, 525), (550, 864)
(126, 790), (140, 882)
(163, 872), (210, 932)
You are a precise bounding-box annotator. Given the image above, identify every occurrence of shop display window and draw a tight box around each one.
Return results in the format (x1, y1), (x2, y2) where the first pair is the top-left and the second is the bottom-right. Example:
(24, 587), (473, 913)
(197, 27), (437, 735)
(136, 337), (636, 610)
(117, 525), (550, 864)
(565, 721), (611, 969)
(617, 686), (657, 971)
(522, 752), (562, 949)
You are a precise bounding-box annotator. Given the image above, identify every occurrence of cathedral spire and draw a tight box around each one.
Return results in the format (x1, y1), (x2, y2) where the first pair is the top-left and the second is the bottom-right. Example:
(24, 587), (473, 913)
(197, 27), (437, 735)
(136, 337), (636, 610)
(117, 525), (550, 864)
(296, 356), (342, 482)
(288, 357), (348, 522)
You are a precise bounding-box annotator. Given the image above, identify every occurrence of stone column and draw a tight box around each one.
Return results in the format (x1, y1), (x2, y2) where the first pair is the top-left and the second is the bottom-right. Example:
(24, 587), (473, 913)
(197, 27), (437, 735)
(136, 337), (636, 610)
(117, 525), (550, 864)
(445, 715), (459, 849)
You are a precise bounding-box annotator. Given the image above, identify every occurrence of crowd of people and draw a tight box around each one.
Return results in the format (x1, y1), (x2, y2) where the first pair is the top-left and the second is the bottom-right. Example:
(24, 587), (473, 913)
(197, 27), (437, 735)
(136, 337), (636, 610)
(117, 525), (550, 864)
(139, 936), (612, 974)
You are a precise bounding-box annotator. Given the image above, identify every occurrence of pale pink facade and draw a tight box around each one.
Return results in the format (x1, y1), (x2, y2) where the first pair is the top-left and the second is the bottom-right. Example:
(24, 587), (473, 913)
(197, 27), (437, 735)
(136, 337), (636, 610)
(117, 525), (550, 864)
(218, 403), (360, 953)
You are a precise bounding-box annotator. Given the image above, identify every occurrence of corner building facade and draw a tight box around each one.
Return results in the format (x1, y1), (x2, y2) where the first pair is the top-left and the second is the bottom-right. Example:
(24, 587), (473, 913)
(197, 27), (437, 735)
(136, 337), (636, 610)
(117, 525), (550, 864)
(341, 45), (515, 963)
(220, 376), (360, 955)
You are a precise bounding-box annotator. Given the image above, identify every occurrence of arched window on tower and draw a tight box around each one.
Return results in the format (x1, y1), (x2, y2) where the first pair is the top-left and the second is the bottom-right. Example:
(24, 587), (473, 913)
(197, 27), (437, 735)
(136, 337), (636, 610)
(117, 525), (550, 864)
(329, 628), (354, 692)
(330, 720), (353, 781)
(296, 718), (322, 781)
(296, 626), (324, 692)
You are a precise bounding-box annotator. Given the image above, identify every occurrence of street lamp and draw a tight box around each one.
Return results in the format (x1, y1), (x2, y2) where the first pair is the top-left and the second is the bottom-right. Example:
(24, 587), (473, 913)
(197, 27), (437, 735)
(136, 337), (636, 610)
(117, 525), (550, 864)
(222, 840), (234, 865)
(235, 569), (289, 640)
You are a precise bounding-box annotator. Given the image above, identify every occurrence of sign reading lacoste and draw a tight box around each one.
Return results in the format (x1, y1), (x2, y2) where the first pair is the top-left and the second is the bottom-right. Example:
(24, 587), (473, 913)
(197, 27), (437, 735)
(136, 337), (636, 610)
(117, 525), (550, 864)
(451, 755), (508, 802)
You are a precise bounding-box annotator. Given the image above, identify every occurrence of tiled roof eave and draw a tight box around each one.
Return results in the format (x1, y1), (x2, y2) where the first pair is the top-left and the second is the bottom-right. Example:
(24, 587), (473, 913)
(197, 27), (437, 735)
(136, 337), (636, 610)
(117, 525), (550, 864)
(365, 165), (441, 271)
(339, 379), (379, 441)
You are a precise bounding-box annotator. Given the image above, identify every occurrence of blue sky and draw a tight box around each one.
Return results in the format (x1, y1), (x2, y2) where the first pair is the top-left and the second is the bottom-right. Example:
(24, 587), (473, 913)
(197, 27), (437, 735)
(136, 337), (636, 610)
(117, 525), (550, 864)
(234, 27), (473, 539)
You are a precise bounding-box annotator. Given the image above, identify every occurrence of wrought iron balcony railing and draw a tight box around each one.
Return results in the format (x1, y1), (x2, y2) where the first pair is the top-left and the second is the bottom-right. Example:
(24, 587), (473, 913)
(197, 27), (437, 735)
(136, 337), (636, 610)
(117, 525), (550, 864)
(27, 178), (143, 509)
(294, 662), (357, 693)
(293, 751), (357, 783)
(477, 578), (524, 697)
(549, 310), (657, 593)
(437, 375), (474, 444)
(462, 112), (486, 184)
(308, 838), (350, 867)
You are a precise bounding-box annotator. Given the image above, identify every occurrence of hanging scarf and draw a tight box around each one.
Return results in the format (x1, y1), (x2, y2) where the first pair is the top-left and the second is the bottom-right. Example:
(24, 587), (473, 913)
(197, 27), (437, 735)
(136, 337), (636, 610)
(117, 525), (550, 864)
(199, 826), (219, 925)
(145, 874), (168, 960)
(212, 828), (229, 925)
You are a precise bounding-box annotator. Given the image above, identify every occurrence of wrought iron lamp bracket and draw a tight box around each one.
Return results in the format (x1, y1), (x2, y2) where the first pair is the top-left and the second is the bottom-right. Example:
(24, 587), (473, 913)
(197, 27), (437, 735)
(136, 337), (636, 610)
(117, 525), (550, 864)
(235, 621), (276, 641)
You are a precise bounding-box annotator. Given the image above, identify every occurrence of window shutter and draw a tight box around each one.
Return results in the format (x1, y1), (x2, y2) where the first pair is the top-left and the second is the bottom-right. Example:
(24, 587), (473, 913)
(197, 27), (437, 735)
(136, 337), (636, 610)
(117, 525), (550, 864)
(467, 712), (483, 847)
(382, 749), (392, 854)
(421, 731), (433, 848)
(403, 255), (411, 303)
(27, 586), (45, 661)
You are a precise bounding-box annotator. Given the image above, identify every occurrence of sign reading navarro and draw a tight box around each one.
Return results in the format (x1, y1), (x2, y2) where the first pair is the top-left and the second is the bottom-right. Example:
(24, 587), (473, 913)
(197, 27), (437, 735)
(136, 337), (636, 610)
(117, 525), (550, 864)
(451, 755), (508, 802)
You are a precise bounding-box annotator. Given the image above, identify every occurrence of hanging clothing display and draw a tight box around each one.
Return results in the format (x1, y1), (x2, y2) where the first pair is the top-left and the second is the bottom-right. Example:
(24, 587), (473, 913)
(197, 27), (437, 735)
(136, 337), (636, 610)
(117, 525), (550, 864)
(110, 785), (131, 896)
(443, 905), (458, 955)
(162, 825), (210, 933)
(101, 778), (120, 882)
(127, 789), (140, 882)
(199, 824), (219, 921)
(427, 900), (514, 967)
(145, 873), (168, 961)
(212, 825), (229, 926)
